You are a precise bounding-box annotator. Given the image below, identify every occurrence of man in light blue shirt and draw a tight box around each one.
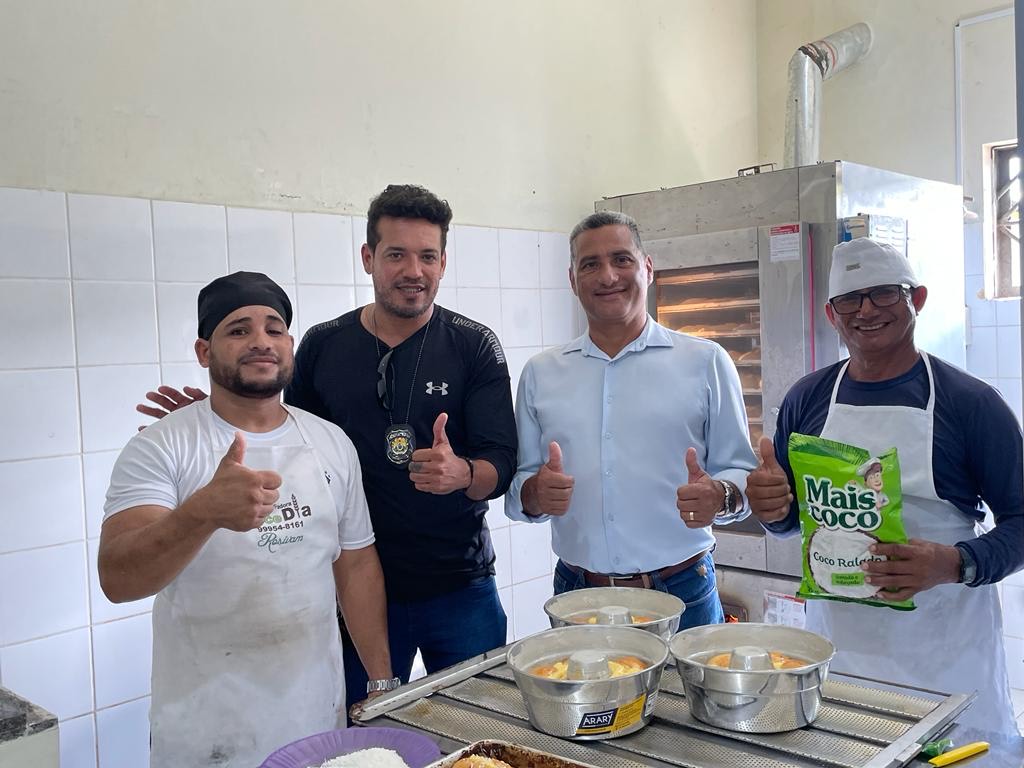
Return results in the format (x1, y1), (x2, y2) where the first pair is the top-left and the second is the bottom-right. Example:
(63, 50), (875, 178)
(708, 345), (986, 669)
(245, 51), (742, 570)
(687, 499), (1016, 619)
(505, 211), (758, 628)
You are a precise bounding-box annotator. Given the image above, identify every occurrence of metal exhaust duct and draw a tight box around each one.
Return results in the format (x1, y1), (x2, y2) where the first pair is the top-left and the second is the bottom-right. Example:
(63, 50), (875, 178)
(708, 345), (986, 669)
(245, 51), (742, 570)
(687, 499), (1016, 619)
(783, 23), (873, 168)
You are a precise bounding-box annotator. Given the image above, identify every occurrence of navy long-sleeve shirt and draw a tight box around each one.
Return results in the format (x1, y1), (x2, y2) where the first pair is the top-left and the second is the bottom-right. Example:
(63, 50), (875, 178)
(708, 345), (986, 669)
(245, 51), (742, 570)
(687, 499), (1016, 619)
(764, 355), (1023, 586)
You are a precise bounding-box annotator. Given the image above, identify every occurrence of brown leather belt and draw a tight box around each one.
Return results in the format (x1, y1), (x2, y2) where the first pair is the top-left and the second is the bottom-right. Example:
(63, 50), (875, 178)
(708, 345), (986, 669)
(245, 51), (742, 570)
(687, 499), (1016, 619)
(564, 548), (712, 589)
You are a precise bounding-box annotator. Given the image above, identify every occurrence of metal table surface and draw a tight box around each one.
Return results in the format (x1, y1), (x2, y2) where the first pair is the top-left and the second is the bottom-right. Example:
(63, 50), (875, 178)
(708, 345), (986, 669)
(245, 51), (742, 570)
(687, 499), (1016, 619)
(352, 646), (1024, 767)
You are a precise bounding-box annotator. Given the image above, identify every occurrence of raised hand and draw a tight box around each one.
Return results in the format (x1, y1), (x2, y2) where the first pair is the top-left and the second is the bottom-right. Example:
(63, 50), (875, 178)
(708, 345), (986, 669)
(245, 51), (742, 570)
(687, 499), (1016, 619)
(532, 441), (574, 516)
(408, 413), (472, 495)
(193, 432), (282, 532)
(137, 385), (208, 429)
(745, 436), (793, 523)
(676, 448), (725, 528)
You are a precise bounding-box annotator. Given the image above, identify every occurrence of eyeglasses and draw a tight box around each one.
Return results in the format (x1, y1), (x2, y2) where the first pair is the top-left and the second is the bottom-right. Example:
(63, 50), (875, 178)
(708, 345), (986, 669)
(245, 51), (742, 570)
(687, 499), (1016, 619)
(376, 348), (394, 411)
(829, 284), (909, 315)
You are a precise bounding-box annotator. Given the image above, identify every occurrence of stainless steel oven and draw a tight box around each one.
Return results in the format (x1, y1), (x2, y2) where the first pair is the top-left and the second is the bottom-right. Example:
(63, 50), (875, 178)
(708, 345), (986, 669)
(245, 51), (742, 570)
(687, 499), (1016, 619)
(596, 161), (965, 615)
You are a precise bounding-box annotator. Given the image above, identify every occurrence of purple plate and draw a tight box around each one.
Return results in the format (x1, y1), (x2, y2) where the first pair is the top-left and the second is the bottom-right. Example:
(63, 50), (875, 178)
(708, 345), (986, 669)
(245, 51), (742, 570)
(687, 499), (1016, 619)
(259, 726), (442, 768)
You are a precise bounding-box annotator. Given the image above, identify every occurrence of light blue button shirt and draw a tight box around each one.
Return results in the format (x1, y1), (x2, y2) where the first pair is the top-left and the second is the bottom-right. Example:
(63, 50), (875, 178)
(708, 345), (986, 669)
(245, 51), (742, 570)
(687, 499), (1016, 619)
(505, 318), (758, 575)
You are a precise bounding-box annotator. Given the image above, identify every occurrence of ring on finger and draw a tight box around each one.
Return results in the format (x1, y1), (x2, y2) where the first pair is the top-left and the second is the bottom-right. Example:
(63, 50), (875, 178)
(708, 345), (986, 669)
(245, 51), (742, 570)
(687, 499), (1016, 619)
(688, 511), (694, 521)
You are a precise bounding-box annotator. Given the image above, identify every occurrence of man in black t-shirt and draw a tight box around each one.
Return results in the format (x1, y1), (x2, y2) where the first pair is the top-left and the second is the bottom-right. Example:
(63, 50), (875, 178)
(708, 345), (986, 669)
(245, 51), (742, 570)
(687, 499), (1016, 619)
(139, 185), (517, 712)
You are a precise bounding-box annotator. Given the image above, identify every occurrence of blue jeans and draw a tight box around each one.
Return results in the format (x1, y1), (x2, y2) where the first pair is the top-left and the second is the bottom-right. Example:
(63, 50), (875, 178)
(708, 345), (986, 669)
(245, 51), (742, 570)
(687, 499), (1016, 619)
(553, 553), (724, 630)
(342, 575), (507, 710)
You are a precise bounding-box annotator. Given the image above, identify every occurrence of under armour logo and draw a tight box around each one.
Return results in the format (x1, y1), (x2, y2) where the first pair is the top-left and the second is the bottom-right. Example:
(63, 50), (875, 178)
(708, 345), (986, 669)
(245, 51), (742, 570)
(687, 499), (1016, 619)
(425, 381), (448, 396)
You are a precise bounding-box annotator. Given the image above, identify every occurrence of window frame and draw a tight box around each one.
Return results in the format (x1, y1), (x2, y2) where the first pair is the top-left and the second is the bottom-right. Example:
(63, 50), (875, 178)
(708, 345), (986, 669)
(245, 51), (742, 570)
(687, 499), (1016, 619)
(983, 141), (1021, 299)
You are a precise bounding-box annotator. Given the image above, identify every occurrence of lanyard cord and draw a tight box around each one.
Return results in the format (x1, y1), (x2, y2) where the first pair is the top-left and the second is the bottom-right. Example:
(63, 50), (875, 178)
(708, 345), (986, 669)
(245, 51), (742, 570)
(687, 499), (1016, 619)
(372, 306), (432, 426)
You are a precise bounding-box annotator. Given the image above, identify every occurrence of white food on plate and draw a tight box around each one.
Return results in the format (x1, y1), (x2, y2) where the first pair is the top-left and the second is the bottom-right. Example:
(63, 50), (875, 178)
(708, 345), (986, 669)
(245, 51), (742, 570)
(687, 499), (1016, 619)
(320, 747), (411, 768)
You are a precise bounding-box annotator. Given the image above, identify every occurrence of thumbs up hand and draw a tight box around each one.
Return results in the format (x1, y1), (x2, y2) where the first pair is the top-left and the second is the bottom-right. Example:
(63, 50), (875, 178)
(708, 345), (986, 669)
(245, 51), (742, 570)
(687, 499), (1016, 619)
(409, 413), (472, 495)
(745, 436), (793, 523)
(676, 448), (725, 528)
(532, 441), (575, 516)
(198, 432), (282, 532)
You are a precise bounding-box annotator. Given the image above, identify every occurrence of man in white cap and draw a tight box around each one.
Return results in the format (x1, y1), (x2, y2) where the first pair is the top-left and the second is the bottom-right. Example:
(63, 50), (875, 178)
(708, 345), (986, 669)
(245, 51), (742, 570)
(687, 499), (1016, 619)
(745, 238), (1022, 737)
(99, 272), (393, 767)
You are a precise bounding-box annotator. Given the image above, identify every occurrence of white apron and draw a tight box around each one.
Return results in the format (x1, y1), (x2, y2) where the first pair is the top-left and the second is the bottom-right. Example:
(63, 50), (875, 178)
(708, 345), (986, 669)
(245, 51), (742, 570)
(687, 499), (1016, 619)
(809, 353), (1018, 737)
(150, 404), (345, 767)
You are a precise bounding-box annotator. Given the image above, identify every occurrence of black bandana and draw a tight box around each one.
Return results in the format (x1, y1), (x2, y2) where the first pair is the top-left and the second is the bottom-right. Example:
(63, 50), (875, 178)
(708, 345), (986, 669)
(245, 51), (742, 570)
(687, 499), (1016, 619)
(197, 271), (292, 339)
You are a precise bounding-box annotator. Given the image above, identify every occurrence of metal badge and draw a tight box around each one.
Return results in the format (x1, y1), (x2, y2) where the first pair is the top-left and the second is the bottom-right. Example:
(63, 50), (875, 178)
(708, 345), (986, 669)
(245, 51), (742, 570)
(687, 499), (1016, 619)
(385, 424), (415, 466)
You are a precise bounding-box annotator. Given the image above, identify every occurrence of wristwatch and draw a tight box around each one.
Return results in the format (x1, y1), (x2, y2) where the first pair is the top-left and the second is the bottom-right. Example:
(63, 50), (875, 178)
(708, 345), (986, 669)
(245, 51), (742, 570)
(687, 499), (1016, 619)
(956, 545), (977, 585)
(366, 676), (402, 694)
(714, 480), (738, 522)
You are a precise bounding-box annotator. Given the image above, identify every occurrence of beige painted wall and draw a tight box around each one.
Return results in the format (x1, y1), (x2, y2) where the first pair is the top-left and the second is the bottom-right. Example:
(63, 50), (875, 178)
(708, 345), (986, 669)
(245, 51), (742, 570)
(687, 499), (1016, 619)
(756, 0), (1012, 184)
(0, 0), (758, 232)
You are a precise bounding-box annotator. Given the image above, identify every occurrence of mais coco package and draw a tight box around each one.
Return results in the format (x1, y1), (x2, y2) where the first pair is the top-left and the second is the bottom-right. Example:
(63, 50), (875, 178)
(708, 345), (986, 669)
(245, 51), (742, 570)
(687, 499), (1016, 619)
(788, 433), (915, 611)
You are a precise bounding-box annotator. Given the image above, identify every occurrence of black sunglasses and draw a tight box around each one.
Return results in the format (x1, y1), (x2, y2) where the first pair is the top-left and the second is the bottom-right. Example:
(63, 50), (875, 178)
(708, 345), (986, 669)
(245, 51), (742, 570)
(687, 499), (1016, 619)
(829, 284), (910, 315)
(376, 348), (394, 411)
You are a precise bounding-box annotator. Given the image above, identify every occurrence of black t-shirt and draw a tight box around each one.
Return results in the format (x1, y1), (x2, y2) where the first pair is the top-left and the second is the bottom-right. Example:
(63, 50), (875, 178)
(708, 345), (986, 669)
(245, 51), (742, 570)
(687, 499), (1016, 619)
(285, 305), (518, 601)
(766, 355), (1024, 586)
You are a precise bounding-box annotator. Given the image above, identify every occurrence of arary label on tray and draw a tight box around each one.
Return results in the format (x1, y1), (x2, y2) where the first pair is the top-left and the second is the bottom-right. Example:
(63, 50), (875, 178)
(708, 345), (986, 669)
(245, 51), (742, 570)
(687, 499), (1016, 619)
(575, 694), (646, 735)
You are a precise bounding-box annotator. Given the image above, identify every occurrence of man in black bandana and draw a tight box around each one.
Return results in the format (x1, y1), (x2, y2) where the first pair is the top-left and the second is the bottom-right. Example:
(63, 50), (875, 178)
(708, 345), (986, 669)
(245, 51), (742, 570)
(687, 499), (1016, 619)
(139, 186), (517, 711)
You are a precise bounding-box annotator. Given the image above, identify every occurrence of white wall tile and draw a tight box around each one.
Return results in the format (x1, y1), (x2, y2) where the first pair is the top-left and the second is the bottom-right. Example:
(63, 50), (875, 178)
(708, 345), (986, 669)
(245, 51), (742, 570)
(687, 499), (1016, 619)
(352, 216), (372, 286)
(0, 188), (69, 278)
(68, 195), (153, 282)
(0, 369), (80, 461)
(0, 542), (88, 644)
(74, 283), (158, 366)
(59, 714), (97, 768)
(498, 229), (539, 289)
(435, 283), (458, 313)
(512, 576), (554, 640)
(965, 275), (996, 327)
(457, 288), (502, 340)
(0, 628), (93, 719)
(92, 613), (153, 709)
(294, 212), (353, 285)
(78, 365), (161, 453)
(226, 207), (294, 281)
(498, 587), (514, 644)
(485, 498), (508, 532)
(95, 696), (150, 768)
(540, 289), (578, 347)
(509, 522), (553, 584)
(443, 225), (458, 288)
(505, 347), (542, 404)
(355, 285), (375, 308)
(491, 526), (512, 589)
(997, 325), (1022, 378)
(159, 362), (208, 395)
(87, 539), (154, 624)
(83, 451), (119, 539)
(501, 290), (543, 348)
(966, 325), (998, 380)
(0, 455), (83, 553)
(0, 279), (75, 368)
(996, 378), (1023, 424)
(152, 200), (227, 283)
(963, 222), (984, 277)
(997, 298), (1023, 328)
(296, 284), (356, 339)
(156, 282), (203, 363)
(453, 226), (499, 288)
(539, 232), (571, 289)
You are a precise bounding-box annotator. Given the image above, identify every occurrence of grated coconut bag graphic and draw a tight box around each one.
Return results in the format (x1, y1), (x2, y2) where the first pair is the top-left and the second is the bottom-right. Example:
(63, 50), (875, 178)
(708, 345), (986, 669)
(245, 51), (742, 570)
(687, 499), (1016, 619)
(789, 433), (915, 611)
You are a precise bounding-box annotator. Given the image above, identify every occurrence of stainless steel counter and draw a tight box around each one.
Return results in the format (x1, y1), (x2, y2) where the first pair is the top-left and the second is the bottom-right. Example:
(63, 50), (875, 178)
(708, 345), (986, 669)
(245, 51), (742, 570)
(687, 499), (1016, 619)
(352, 645), (1022, 767)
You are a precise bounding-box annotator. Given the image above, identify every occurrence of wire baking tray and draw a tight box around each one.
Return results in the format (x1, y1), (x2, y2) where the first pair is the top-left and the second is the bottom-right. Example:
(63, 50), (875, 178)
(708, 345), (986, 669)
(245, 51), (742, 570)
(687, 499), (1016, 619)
(353, 645), (971, 768)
